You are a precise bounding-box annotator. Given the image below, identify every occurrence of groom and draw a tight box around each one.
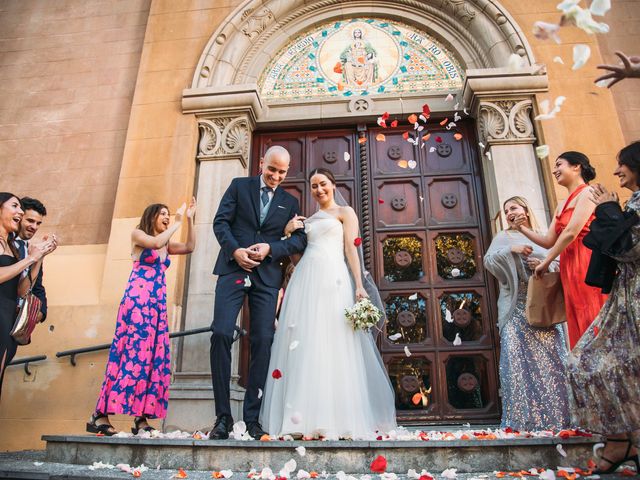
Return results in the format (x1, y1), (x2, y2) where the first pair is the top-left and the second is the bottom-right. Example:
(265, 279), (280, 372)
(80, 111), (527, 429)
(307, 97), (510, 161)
(209, 145), (307, 440)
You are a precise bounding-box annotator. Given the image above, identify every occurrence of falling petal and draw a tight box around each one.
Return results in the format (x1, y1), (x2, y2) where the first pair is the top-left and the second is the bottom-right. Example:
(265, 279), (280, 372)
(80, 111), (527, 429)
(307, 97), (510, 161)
(539, 470), (556, 480)
(291, 412), (302, 424)
(441, 469), (458, 479)
(429, 146), (436, 152)
(486, 151), (492, 161)
(439, 118), (448, 126)
(553, 56), (564, 64)
(378, 198), (385, 204)
(235, 279), (243, 285)
(258, 388), (263, 399)
(376, 133), (386, 142)
(478, 142), (485, 150)
(402, 131), (409, 140)
(397, 160), (409, 168)
(408, 293), (418, 300)
(446, 122), (456, 130)
(244, 276), (252, 287)
(453, 333), (462, 346)
(445, 309), (453, 323)
(408, 113), (418, 124)
(344, 152), (350, 162)
(422, 104), (431, 116)
(388, 333), (402, 341)
(297, 471), (311, 479)
(272, 369), (282, 379)
(377, 118), (387, 128)
(555, 96), (566, 107)
(416, 125), (424, 132)
(454, 133), (463, 141)
(296, 446), (306, 457)
(445, 93), (454, 102)
(354, 237), (363, 246)
(422, 133), (431, 141)
(404, 345), (412, 357)
(595, 79), (611, 88)
(370, 456), (387, 473)
(556, 444), (567, 457)
(454, 112), (461, 122)
(419, 114), (428, 123)
(532, 21), (562, 43)
(572, 44), (591, 70)
(451, 267), (461, 277)
(289, 340), (299, 351)
(358, 137), (367, 144)
(536, 145), (550, 159)
(408, 160), (417, 169)
(411, 392), (422, 406)
(390, 119), (398, 128)
(453, 102), (459, 110)
(590, 0), (611, 16)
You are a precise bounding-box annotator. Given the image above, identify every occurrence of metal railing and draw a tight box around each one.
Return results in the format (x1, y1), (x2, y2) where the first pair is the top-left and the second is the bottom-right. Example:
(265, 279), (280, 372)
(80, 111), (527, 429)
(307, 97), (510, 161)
(7, 355), (47, 375)
(56, 325), (246, 366)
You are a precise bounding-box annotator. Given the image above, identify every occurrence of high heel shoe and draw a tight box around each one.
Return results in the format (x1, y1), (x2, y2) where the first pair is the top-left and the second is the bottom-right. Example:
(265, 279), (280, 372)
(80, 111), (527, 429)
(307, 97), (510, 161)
(594, 437), (640, 474)
(86, 412), (116, 436)
(131, 416), (156, 435)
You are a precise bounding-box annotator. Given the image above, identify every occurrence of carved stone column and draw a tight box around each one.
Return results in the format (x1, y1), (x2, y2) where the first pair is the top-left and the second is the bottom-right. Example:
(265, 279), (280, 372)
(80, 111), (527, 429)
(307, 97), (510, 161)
(462, 68), (550, 232)
(166, 87), (262, 431)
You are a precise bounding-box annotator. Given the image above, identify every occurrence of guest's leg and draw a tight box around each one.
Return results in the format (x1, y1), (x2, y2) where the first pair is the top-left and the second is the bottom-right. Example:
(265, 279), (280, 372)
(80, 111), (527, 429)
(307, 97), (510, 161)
(243, 275), (279, 423)
(210, 273), (248, 418)
(0, 321), (18, 399)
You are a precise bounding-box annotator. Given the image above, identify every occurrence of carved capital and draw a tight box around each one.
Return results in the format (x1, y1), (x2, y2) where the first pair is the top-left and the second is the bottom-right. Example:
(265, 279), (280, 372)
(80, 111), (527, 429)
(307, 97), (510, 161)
(197, 115), (252, 166)
(241, 7), (274, 39)
(478, 99), (535, 146)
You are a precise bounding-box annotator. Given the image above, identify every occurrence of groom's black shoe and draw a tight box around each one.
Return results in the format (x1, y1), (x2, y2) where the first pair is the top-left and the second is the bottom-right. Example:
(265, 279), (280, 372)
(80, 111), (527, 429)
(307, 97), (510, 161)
(209, 415), (234, 440)
(246, 421), (268, 440)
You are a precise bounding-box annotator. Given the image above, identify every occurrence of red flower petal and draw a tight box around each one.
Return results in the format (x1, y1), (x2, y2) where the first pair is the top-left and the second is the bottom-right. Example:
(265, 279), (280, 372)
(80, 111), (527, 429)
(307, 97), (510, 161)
(422, 104), (431, 116)
(235, 279), (243, 284)
(402, 131), (409, 140)
(378, 199), (385, 204)
(390, 119), (398, 128)
(435, 136), (443, 143)
(593, 326), (599, 336)
(381, 112), (390, 120)
(439, 118), (449, 126)
(408, 113), (418, 124)
(272, 369), (282, 379)
(419, 476), (434, 480)
(354, 237), (363, 247)
(370, 455), (387, 473)
(358, 137), (367, 144)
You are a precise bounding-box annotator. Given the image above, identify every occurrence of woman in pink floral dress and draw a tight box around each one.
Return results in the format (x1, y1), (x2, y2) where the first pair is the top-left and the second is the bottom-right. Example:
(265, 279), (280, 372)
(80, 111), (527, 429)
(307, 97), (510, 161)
(87, 198), (196, 435)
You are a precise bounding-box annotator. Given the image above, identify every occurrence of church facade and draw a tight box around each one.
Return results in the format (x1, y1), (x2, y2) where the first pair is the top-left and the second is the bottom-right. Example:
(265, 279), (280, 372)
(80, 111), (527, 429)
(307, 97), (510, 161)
(1, 0), (638, 450)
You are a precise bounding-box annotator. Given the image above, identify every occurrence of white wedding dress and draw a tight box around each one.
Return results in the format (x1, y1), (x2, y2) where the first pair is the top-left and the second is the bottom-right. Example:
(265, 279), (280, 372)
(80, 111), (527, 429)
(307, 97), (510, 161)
(260, 209), (397, 439)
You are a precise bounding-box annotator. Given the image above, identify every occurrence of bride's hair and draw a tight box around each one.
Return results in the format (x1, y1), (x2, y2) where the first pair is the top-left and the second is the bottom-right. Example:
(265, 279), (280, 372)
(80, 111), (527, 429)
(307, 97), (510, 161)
(308, 167), (336, 184)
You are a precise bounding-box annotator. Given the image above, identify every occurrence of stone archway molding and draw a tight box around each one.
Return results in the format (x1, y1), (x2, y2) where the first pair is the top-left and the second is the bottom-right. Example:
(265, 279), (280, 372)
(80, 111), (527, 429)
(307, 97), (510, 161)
(191, 0), (537, 91)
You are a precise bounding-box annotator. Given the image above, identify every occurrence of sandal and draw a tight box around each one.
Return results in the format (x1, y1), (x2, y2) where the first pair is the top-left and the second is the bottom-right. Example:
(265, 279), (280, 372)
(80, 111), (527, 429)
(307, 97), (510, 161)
(595, 437), (640, 474)
(131, 416), (156, 435)
(86, 412), (116, 436)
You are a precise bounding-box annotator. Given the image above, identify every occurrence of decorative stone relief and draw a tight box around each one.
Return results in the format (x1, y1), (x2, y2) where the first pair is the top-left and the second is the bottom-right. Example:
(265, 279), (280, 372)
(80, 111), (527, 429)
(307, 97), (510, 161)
(348, 98), (373, 113)
(241, 7), (274, 39)
(197, 116), (251, 164)
(477, 99), (534, 145)
(433, 0), (476, 26)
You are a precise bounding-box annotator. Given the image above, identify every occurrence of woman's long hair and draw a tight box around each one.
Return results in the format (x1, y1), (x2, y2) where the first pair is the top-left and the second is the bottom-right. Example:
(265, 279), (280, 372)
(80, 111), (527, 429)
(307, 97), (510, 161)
(503, 195), (541, 232)
(137, 203), (169, 236)
(0, 192), (21, 258)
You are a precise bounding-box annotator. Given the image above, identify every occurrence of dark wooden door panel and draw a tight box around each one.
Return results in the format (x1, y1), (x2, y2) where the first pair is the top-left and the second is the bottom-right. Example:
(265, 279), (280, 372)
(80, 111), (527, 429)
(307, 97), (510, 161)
(374, 178), (425, 228)
(381, 289), (436, 350)
(425, 176), (477, 227)
(421, 129), (471, 174)
(370, 129), (420, 176)
(259, 134), (306, 180)
(426, 228), (485, 286)
(308, 130), (356, 177)
(433, 287), (493, 348)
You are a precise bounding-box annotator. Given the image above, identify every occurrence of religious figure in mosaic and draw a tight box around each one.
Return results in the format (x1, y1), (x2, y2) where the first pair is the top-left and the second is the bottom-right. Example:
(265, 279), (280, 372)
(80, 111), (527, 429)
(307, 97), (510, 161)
(339, 28), (379, 87)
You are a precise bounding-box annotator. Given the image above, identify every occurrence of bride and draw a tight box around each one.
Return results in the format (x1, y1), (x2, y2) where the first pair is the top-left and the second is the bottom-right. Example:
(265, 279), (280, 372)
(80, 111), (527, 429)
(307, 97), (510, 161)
(259, 168), (397, 440)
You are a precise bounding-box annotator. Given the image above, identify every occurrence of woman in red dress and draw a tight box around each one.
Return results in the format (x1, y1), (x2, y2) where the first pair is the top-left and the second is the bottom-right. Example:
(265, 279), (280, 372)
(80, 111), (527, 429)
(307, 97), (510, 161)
(515, 151), (607, 348)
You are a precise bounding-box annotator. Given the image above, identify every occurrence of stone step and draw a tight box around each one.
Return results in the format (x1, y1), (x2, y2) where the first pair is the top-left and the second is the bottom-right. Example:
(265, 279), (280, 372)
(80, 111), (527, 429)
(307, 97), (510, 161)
(41, 435), (605, 474)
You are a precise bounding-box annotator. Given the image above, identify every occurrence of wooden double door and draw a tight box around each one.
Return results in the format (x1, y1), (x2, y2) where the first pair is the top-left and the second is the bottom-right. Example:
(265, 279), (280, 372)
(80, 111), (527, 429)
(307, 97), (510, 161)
(246, 120), (500, 424)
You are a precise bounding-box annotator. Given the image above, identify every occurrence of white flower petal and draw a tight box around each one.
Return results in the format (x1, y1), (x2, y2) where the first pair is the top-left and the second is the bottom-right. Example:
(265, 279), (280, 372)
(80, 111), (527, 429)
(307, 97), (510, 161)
(244, 276), (252, 287)
(453, 102), (459, 110)
(572, 44), (591, 70)
(539, 469), (556, 480)
(445, 308), (454, 323)
(533, 21), (562, 43)
(222, 470), (234, 478)
(258, 388), (263, 399)
(296, 445), (306, 457)
(595, 79), (611, 88)
(536, 145), (550, 159)
(429, 146), (436, 153)
(556, 443), (568, 457)
(407, 470), (420, 480)
(408, 160), (417, 169)
(404, 345), (412, 357)
(388, 332), (402, 341)
(289, 340), (299, 351)
(297, 470), (311, 479)
(553, 56), (564, 64)
(442, 468), (458, 479)
(507, 53), (525, 71)
(291, 412), (302, 424)
(485, 151), (492, 161)
(284, 459), (297, 474)
(445, 93), (454, 102)
(453, 333), (462, 346)
(590, 0), (611, 16)
(408, 293), (418, 300)
(454, 112), (461, 122)
(344, 152), (351, 162)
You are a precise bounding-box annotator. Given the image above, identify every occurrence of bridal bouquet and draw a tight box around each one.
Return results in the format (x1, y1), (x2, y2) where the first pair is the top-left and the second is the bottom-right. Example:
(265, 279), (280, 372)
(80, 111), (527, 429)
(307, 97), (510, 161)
(345, 298), (382, 331)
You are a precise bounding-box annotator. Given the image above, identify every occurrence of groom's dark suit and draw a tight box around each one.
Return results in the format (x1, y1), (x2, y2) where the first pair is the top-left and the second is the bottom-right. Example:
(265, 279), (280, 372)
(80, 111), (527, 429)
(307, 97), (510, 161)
(211, 175), (306, 423)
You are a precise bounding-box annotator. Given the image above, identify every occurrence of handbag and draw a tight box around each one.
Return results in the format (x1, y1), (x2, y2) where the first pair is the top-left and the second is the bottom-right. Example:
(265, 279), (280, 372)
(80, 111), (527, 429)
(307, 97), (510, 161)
(10, 274), (42, 346)
(526, 272), (567, 327)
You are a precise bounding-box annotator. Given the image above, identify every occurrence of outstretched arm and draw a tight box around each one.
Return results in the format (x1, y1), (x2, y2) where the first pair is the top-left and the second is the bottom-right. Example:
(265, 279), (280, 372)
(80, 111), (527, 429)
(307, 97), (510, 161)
(169, 197), (196, 255)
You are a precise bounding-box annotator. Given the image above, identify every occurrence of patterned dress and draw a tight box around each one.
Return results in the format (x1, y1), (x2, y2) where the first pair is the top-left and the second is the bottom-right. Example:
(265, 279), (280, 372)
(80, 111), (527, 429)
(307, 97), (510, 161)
(568, 191), (640, 434)
(95, 248), (171, 419)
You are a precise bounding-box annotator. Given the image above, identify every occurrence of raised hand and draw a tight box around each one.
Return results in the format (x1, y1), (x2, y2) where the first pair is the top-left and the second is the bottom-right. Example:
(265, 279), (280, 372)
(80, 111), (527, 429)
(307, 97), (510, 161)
(595, 51), (640, 88)
(186, 197), (197, 219)
(511, 244), (533, 256)
(284, 215), (306, 236)
(28, 237), (57, 261)
(512, 213), (529, 230)
(233, 248), (261, 272)
(590, 183), (619, 206)
(175, 202), (187, 223)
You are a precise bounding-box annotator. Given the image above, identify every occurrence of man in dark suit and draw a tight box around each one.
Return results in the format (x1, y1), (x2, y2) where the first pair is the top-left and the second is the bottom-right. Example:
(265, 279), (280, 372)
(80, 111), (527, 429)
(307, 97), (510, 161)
(209, 146), (307, 440)
(15, 197), (49, 322)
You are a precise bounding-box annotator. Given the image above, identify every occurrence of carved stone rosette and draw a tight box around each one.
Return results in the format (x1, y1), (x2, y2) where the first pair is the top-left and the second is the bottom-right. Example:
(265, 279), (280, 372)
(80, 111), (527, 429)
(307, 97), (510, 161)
(197, 115), (252, 167)
(477, 99), (535, 146)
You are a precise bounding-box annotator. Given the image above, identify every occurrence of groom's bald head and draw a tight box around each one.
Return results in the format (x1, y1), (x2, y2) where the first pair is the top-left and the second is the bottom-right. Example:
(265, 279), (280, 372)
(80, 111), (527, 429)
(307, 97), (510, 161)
(260, 146), (291, 189)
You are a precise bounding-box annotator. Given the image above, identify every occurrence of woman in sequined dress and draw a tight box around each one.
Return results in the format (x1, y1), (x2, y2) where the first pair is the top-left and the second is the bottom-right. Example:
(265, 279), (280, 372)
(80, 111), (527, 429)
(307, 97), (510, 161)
(484, 196), (570, 431)
(515, 152), (607, 349)
(568, 142), (640, 473)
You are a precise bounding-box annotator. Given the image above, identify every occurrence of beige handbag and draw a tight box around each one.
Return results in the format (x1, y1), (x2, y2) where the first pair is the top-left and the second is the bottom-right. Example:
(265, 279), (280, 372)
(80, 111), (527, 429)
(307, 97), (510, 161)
(526, 272), (567, 327)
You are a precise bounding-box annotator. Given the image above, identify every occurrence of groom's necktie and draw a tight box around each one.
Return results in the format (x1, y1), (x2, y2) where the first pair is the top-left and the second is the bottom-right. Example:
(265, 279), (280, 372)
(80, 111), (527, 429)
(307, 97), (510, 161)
(260, 186), (273, 224)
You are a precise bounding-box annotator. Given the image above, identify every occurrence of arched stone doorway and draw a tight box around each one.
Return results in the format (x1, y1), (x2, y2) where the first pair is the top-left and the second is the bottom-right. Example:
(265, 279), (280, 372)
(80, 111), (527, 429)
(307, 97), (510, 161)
(168, 0), (551, 430)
